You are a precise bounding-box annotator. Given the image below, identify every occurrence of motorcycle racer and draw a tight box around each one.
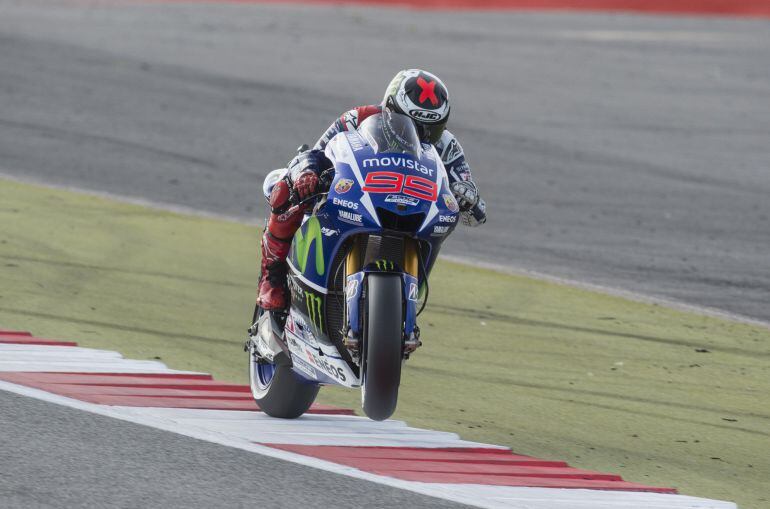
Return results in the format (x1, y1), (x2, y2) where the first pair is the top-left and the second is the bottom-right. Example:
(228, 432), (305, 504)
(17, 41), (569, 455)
(257, 69), (487, 311)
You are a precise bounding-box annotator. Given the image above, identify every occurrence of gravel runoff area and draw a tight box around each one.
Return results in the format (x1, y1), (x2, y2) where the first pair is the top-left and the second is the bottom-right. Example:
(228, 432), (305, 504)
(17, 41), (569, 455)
(0, 0), (768, 322)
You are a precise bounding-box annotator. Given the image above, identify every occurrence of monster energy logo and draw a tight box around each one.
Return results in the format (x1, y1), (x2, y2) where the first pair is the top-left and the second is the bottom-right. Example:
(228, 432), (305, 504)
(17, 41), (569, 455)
(375, 259), (395, 271)
(305, 292), (324, 334)
(293, 216), (325, 276)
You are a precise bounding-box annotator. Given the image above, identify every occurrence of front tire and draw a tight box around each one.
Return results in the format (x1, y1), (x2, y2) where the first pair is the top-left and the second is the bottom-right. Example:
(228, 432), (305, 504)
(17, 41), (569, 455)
(361, 274), (404, 421)
(249, 350), (319, 419)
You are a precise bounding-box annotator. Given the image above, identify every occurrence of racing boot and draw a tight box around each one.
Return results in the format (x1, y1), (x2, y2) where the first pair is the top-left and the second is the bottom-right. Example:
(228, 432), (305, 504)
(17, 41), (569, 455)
(257, 231), (291, 311)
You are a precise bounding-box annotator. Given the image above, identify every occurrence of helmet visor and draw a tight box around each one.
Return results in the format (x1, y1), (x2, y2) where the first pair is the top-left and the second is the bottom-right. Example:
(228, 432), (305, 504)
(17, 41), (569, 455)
(418, 120), (447, 145)
(359, 110), (422, 158)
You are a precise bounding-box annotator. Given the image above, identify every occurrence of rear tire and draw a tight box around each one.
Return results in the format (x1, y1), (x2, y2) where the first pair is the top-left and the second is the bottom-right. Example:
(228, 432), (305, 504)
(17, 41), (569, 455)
(361, 274), (403, 421)
(249, 350), (320, 419)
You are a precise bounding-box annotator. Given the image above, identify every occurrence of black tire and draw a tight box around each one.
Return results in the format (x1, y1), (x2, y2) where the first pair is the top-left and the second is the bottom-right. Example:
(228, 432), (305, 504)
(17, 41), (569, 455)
(361, 274), (404, 421)
(250, 352), (320, 419)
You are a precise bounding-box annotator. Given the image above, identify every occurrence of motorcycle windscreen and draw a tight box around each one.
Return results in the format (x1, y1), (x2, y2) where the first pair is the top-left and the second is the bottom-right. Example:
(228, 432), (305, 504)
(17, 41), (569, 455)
(358, 110), (423, 158)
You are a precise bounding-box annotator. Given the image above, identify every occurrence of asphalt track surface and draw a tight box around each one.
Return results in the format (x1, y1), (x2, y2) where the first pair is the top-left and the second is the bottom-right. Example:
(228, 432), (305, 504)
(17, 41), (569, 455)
(0, 3), (766, 508)
(1, 0), (769, 321)
(0, 390), (470, 508)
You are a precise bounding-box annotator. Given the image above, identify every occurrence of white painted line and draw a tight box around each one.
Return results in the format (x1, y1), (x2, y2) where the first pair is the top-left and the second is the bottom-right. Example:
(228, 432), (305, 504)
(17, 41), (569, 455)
(0, 351), (124, 361)
(0, 344), (206, 374)
(0, 379), (736, 509)
(432, 484), (737, 509)
(116, 406), (491, 448)
(0, 344), (124, 357)
(0, 361), (200, 373)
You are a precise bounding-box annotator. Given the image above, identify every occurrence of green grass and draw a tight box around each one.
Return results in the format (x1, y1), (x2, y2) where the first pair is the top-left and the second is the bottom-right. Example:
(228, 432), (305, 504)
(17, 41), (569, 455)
(1, 178), (768, 508)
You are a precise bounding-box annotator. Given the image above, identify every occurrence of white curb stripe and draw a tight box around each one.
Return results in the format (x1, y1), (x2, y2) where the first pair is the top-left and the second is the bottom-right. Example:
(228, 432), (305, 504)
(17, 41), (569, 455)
(0, 339), (736, 509)
(114, 406), (494, 448)
(0, 360), (197, 373)
(0, 379), (735, 509)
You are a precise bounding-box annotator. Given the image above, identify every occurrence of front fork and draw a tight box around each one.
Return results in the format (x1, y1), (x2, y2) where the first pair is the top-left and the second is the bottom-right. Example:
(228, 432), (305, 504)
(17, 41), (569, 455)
(343, 238), (421, 358)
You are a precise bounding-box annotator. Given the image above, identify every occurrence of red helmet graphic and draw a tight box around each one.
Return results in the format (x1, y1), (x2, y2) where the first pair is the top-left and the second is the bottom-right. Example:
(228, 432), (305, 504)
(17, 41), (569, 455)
(383, 69), (450, 144)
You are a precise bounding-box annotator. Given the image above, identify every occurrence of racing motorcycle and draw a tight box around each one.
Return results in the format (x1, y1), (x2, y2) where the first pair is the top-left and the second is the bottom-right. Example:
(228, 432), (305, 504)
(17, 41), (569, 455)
(246, 111), (460, 421)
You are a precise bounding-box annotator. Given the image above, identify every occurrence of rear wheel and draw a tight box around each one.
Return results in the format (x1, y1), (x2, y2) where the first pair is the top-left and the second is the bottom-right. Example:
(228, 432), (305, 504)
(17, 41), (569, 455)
(361, 274), (404, 421)
(249, 338), (319, 419)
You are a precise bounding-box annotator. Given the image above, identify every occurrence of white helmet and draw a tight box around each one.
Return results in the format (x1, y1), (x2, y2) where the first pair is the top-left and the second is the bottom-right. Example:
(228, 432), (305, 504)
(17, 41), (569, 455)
(383, 69), (450, 144)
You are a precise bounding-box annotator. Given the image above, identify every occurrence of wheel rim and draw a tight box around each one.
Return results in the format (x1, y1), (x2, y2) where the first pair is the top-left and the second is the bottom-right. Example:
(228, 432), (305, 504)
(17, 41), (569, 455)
(257, 362), (276, 389)
(249, 349), (276, 399)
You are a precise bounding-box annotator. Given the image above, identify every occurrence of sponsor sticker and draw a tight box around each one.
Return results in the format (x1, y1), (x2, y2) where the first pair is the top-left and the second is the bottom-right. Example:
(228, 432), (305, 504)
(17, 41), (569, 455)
(321, 227), (338, 237)
(443, 193), (459, 213)
(439, 214), (457, 223)
(408, 282), (419, 301)
(256, 336), (273, 361)
(432, 225), (450, 235)
(338, 210), (363, 225)
(443, 138), (463, 164)
(305, 351), (347, 382)
(333, 197), (359, 210)
(348, 135), (365, 152)
(334, 178), (354, 194)
(305, 293), (324, 334)
(374, 259), (395, 271)
(409, 109), (441, 122)
(362, 156), (434, 176)
(346, 279), (359, 300)
(385, 194), (420, 207)
(290, 312), (318, 349)
(288, 277), (305, 302)
(292, 355), (317, 379)
(342, 110), (359, 131)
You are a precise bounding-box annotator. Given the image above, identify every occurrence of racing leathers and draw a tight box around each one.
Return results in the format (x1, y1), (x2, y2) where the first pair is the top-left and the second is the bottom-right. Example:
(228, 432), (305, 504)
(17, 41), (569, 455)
(257, 105), (487, 311)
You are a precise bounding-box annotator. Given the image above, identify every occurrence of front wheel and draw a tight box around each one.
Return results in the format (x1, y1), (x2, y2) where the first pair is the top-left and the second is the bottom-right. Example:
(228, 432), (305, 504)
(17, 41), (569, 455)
(249, 349), (319, 419)
(361, 274), (404, 421)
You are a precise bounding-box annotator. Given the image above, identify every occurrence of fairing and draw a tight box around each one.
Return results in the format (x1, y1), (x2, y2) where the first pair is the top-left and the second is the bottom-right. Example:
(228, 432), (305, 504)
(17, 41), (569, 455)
(284, 122), (459, 387)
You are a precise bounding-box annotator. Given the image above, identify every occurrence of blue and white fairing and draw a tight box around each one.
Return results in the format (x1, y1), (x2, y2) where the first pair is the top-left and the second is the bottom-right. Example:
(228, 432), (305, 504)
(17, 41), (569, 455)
(283, 121), (460, 388)
(324, 129), (460, 264)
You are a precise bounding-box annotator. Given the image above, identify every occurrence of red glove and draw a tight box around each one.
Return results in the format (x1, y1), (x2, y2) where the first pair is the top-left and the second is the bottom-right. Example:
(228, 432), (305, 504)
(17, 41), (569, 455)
(294, 171), (319, 201)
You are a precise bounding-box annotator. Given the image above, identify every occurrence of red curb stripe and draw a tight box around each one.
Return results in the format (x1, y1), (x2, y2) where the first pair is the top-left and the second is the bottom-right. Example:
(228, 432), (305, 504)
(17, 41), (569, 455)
(322, 460), (625, 480)
(37, 372), (216, 380)
(297, 445), (517, 454)
(136, 0), (770, 17)
(0, 330), (33, 336)
(0, 336), (79, 346)
(264, 444), (676, 493)
(0, 371), (355, 415)
(22, 385), (252, 398)
(0, 373), (246, 390)
(369, 471), (677, 491)
(267, 444), (569, 466)
(49, 383), (252, 392)
(61, 394), (354, 414)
